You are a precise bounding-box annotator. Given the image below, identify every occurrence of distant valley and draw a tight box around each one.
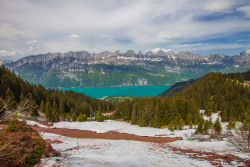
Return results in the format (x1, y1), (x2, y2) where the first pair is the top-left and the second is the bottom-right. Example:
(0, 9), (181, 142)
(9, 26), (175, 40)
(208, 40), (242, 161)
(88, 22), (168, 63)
(4, 48), (250, 88)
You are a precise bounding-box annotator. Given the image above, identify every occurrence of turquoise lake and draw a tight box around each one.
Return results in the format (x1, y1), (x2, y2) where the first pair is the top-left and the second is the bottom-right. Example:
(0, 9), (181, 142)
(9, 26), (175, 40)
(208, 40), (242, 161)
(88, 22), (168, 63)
(60, 85), (172, 99)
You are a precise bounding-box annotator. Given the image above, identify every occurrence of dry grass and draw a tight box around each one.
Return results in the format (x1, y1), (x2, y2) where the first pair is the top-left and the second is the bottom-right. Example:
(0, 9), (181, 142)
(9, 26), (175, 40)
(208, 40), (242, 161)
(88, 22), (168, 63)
(0, 121), (44, 167)
(33, 127), (181, 143)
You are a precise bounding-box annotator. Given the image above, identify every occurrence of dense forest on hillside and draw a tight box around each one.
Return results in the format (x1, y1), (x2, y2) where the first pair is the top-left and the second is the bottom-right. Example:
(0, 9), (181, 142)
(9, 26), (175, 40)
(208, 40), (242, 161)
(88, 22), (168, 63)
(1, 64), (250, 128)
(158, 78), (198, 97)
(0, 65), (115, 122)
(113, 70), (250, 128)
(174, 71), (250, 122)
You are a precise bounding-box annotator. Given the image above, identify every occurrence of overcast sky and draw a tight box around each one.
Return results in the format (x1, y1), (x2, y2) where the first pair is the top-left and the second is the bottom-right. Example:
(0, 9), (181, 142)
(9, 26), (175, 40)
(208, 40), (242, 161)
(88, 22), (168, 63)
(0, 0), (250, 61)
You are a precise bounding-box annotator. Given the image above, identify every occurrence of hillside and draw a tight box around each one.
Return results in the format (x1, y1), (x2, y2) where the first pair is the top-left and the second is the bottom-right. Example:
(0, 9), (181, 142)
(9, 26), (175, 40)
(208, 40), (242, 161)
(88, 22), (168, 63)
(112, 70), (250, 127)
(0, 65), (114, 122)
(174, 70), (250, 121)
(4, 48), (250, 88)
(158, 78), (198, 97)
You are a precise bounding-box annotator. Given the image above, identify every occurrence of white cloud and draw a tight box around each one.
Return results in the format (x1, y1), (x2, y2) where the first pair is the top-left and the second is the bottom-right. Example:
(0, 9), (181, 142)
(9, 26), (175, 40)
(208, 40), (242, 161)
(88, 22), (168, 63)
(69, 34), (80, 38)
(149, 48), (174, 53)
(0, 49), (22, 57)
(0, 0), (249, 57)
(203, 0), (235, 12)
(169, 43), (250, 51)
(28, 46), (33, 50)
(26, 40), (41, 45)
(237, 6), (250, 18)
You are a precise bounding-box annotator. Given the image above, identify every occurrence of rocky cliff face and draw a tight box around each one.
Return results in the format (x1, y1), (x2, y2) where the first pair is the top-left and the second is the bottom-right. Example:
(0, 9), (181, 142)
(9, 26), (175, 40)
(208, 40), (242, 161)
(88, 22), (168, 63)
(0, 60), (13, 66)
(7, 48), (250, 70)
(4, 48), (250, 88)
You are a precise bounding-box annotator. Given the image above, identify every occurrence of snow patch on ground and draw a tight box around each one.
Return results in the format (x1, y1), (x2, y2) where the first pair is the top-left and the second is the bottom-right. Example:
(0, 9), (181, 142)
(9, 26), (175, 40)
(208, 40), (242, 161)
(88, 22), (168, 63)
(169, 139), (235, 153)
(52, 120), (195, 137)
(203, 113), (221, 123)
(26, 120), (48, 128)
(36, 121), (250, 166)
(40, 133), (214, 167)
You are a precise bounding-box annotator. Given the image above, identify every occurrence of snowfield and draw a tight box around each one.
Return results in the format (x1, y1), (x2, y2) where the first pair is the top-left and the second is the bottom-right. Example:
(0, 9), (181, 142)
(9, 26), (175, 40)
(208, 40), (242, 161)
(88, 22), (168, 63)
(33, 120), (250, 167)
(40, 133), (215, 167)
(52, 120), (195, 137)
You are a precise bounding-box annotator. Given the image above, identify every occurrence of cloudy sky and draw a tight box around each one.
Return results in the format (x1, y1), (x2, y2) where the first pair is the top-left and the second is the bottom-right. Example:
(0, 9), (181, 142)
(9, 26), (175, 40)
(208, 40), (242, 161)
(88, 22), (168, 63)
(0, 0), (250, 60)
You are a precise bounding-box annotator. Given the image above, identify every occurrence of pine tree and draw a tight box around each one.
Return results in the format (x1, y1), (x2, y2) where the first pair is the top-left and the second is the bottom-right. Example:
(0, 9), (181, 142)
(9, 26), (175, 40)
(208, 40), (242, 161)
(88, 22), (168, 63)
(5, 87), (16, 109)
(40, 100), (46, 113)
(178, 117), (184, 130)
(239, 74), (245, 83)
(66, 113), (71, 121)
(89, 105), (93, 119)
(45, 101), (52, 121)
(203, 120), (210, 134)
(195, 121), (203, 134)
(70, 107), (75, 115)
(186, 113), (193, 129)
(20, 92), (25, 102)
(72, 113), (77, 121)
(52, 101), (59, 121)
(168, 121), (174, 132)
(174, 116), (178, 129)
(61, 112), (66, 121)
(153, 101), (161, 128)
(131, 102), (138, 125)
(213, 118), (222, 134)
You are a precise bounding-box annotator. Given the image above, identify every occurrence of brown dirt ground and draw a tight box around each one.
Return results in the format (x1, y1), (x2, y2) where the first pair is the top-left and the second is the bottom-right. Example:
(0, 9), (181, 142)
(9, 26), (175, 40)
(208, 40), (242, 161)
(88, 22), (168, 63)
(33, 127), (181, 143)
(162, 144), (250, 167)
(2, 122), (249, 166)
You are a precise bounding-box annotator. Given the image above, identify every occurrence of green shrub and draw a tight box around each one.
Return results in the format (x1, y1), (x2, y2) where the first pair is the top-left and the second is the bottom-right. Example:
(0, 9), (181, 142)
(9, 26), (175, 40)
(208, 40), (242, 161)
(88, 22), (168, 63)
(23, 144), (45, 166)
(213, 118), (222, 134)
(195, 121), (203, 134)
(203, 120), (210, 134)
(228, 120), (236, 129)
(168, 122), (174, 132)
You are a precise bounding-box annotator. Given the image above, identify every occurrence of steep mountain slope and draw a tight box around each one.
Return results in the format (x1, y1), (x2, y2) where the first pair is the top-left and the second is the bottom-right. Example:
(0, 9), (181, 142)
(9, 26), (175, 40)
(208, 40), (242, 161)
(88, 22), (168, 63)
(5, 48), (250, 88)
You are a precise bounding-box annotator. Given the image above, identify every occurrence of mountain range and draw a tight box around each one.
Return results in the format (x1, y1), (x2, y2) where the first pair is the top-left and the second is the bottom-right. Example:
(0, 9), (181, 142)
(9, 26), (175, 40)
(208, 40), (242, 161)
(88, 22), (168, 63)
(4, 48), (250, 88)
